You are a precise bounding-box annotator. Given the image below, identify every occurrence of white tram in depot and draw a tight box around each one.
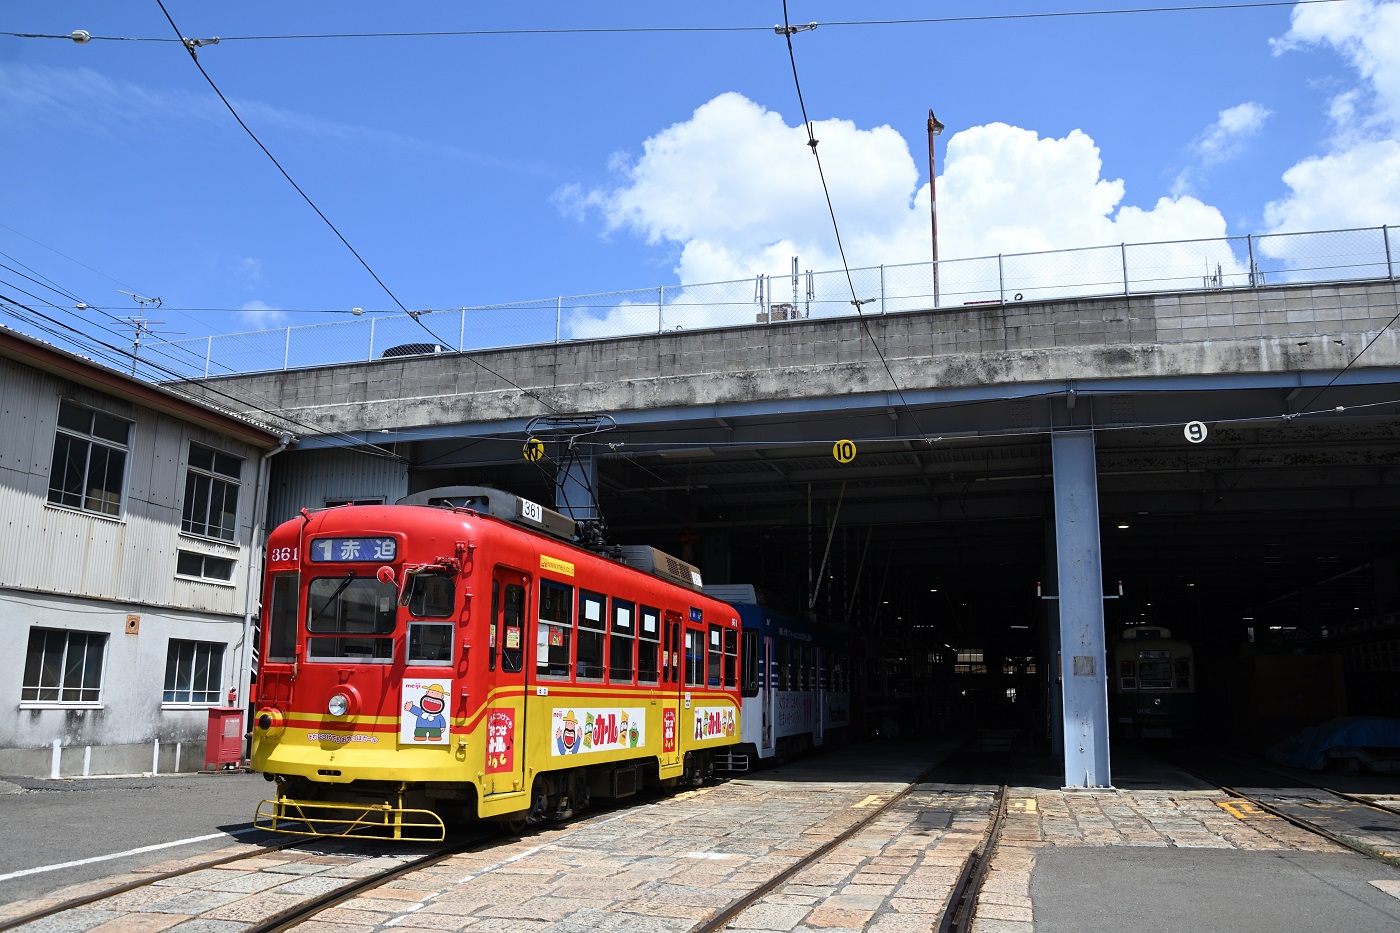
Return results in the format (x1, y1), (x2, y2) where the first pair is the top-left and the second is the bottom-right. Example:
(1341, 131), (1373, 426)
(1109, 624), (1196, 738)
(702, 585), (853, 770)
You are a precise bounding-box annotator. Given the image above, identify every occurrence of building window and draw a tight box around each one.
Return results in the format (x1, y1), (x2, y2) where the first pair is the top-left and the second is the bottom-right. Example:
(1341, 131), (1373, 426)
(48, 401), (130, 517)
(176, 550), (237, 582)
(325, 497), (385, 507)
(23, 628), (107, 703)
(182, 443), (242, 541)
(163, 640), (225, 704)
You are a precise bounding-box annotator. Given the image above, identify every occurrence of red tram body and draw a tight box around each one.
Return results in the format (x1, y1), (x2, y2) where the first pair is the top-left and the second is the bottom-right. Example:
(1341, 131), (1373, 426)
(251, 487), (741, 838)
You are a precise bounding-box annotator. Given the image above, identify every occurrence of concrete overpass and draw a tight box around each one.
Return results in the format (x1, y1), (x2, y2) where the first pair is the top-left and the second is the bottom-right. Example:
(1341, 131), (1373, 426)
(202, 276), (1400, 786)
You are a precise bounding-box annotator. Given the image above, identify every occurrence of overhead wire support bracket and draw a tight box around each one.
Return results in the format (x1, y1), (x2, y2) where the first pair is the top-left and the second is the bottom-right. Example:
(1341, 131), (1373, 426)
(774, 22), (817, 36)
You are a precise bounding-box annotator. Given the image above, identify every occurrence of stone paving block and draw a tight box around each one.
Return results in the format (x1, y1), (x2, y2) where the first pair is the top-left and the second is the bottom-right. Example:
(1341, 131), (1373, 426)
(86, 913), (190, 933)
(201, 892), (311, 922)
(161, 920), (249, 933)
(730, 903), (814, 931)
(802, 905), (873, 928)
(146, 890), (249, 915)
(866, 913), (945, 933)
(6, 909), (126, 933)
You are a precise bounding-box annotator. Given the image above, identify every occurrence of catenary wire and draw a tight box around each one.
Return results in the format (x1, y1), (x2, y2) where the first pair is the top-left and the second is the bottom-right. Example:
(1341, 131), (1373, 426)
(1, 2), (1355, 43)
(0, 290), (409, 462)
(777, 1), (930, 442)
(151, 0), (560, 415)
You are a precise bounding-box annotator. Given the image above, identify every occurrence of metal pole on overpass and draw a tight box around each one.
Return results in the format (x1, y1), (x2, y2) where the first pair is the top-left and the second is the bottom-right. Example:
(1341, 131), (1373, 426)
(1051, 429), (1112, 788)
(927, 109), (944, 309)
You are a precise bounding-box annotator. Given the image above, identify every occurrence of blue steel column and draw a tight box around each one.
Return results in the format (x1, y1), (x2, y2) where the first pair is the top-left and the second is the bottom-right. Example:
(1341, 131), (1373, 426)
(554, 453), (599, 524)
(1051, 430), (1112, 788)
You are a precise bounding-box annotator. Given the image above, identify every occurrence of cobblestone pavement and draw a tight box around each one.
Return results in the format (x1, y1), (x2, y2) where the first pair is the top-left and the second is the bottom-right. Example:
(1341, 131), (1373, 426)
(292, 746), (972, 933)
(1, 842), (440, 932)
(970, 786), (1350, 933)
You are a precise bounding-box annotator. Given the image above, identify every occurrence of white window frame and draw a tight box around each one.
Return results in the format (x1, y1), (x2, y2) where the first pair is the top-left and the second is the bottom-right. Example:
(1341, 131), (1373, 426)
(162, 639), (226, 706)
(181, 442), (243, 542)
(175, 548), (239, 586)
(46, 400), (131, 518)
(21, 627), (109, 708)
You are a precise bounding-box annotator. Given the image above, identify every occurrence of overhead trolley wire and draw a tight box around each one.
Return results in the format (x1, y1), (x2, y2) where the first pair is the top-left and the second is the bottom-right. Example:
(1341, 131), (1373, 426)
(3, 2), (1354, 44)
(776, 0), (930, 443)
(0, 289), (408, 462)
(151, 0), (561, 416)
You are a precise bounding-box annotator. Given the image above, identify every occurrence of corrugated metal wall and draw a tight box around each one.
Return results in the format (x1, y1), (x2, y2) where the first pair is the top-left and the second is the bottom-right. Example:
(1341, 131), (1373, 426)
(266, 447), (408, 530)
(0, 363), (261, 615)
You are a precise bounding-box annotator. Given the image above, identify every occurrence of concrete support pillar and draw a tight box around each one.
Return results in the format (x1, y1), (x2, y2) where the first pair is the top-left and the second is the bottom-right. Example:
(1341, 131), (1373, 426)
(1043, 520), (1063, 760)
(554, 452), (599, 524)
(1051, 429), (1112, 788)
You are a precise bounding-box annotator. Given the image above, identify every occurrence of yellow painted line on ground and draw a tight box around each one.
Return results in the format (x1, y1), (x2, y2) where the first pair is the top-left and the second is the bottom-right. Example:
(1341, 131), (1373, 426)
(673, 787), (715, 802)
(1008, 798), (1038, 813)
(853, 794), (887, 809)
(1217, 800), (1276, 820)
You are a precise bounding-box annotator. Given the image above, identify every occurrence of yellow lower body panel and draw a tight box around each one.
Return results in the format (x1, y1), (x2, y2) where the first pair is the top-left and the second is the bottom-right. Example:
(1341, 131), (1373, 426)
(254, 792), (445, 842)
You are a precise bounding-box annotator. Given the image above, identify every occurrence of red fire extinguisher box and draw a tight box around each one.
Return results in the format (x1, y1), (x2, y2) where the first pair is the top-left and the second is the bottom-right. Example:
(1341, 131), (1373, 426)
(205, 707), (245, 770)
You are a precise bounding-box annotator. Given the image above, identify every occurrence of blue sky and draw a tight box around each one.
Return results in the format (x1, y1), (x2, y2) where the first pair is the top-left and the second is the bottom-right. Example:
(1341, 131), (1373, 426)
(2, 2), (1398, 365)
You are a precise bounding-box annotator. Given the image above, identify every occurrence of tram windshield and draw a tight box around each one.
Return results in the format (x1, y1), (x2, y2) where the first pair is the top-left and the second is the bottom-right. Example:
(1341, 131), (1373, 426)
(306, 574), (397, 661)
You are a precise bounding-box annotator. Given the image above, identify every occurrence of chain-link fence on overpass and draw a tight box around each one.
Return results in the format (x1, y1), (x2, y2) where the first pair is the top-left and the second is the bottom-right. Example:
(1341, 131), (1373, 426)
(145, 225), (1398, 379)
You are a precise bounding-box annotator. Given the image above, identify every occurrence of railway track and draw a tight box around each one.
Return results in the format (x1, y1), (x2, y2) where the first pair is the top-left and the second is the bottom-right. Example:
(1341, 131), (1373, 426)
(3, 741), (1014, 932)
(0, 833), (486, 933)
(1173, 747), (1400, 868)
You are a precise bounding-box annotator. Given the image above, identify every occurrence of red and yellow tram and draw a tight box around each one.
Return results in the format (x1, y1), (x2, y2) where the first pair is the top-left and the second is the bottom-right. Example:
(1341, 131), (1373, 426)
(251, 486), (741, 839)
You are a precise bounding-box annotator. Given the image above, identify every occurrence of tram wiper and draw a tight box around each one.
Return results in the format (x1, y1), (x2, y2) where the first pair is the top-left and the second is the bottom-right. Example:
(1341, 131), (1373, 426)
(310, 571), (357, 625)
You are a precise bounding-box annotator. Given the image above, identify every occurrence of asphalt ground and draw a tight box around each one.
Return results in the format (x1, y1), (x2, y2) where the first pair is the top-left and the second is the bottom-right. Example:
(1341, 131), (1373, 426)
(0, 771), (276, 906)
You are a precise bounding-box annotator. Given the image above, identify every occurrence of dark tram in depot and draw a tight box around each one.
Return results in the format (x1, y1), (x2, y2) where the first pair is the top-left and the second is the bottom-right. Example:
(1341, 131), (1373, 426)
(1109, 625), (1196, 739)
(251, 487), (741, 839)
(701, 585), (853, 770)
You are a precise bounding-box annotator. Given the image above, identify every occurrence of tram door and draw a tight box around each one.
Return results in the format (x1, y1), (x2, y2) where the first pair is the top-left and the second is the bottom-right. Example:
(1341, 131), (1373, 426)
(659, 610), (684, 772)
(483, 567), (529, 796)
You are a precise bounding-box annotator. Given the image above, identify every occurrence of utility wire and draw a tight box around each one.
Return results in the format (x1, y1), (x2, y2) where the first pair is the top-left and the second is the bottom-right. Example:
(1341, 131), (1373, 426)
(777, 1), (930, 443)
(152, 0), (560, 415)
(0, 289), (408, 461)
(3, 2), (1354, 43)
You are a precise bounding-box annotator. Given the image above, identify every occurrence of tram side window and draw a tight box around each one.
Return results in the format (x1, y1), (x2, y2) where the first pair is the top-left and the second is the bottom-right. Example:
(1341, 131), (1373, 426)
(637, 606), (660, 683)
(610, 599), (636, 683)
(707, 626), (722, 687)
(489, 581), (499, 672)
(740, 630), (758, 697)
(407, 573), (454, 618)
(685, 628), (705, 686)
(1174, 657), (1191, 688)
(501, 583), (525, 673)
(806, 645), (815, 691)
(777, 640), (790, 690)
(305, 575), (396, 662)
(408, 623), (453, 663)
(266, 573), (299, 662)
(537, 580), (572, 678)
(577, 590), (606, 681)
(724, 627), (738, 689)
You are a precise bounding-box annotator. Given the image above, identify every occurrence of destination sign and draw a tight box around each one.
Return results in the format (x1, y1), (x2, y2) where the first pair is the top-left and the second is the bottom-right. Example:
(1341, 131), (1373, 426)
(309, 537), (397, 563)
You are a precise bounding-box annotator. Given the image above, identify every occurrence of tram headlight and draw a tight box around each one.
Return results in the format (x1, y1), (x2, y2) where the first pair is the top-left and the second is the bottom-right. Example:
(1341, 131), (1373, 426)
(328, 693), (350, 717)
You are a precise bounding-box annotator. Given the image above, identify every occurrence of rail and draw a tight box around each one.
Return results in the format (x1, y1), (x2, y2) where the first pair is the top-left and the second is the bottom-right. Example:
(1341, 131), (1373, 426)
(143, 224), (1398, 379)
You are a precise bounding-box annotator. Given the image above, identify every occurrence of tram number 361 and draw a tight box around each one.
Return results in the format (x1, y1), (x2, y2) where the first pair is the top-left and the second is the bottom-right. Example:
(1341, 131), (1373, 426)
(269, 546), (299, 564)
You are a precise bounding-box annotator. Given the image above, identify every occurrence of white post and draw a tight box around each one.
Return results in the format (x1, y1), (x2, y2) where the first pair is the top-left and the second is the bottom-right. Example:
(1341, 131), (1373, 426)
(83, 745), (91, 776)
(50, 739), (61, 779)
(368, 317), (376, 360)
(204, 335), (212, 379)
(175, 742), (182, 773)
(658, 286), (664, 333)
(152, 738), (160, 775)
(282, 328), (291, 370)
(556, 298), (562, 343)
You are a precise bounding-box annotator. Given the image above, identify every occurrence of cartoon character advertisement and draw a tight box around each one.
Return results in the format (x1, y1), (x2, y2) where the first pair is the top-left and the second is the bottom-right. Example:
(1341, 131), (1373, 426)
(484, 708), (515, 773)
(552, 707), (645, 756)
(693, 706), (737, 741)
(400, 679), (452, 745)
(662, 708), (677, 753)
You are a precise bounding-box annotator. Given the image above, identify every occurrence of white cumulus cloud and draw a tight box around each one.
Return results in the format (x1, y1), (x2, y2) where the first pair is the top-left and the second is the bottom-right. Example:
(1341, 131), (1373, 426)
(1265, 0), (1400, 232)
(565, 94), (1228, 296)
